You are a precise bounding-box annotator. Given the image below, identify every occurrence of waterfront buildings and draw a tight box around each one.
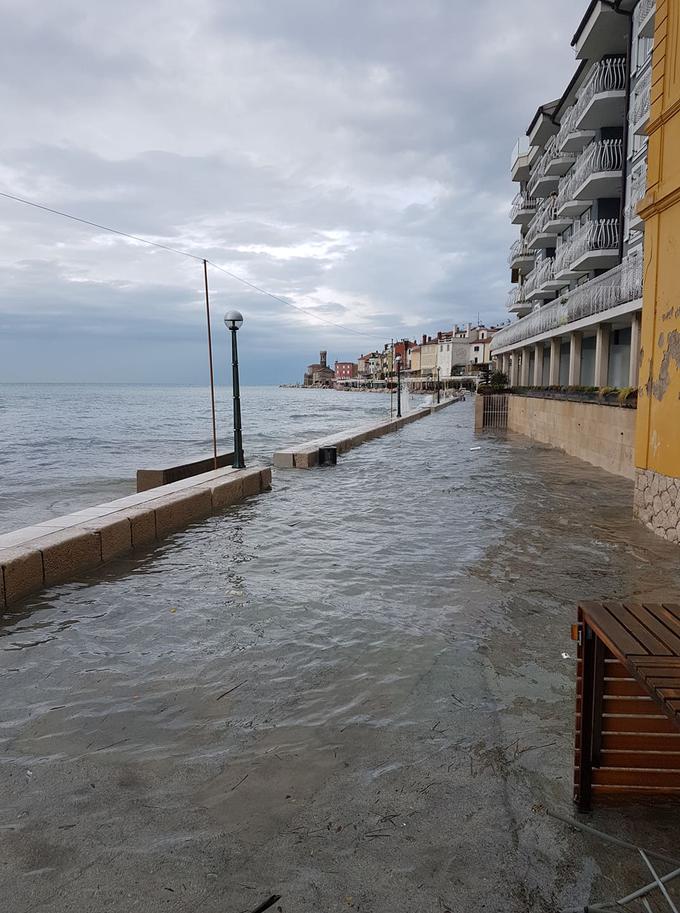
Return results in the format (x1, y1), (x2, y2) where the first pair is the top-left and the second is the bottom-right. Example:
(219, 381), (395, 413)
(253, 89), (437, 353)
(492, 0), (656, 391)
(334, 361), (358, 381)
(303, 350), (335, 387)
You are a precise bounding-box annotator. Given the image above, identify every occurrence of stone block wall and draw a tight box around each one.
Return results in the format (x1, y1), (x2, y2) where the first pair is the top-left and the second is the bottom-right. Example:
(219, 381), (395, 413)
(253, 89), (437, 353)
(634, 468), (680, 543)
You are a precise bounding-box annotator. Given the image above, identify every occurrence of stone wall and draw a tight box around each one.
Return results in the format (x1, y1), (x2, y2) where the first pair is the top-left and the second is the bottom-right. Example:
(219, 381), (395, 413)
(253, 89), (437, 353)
(507, 395), (636, 479)
(634, 468), (680, 543)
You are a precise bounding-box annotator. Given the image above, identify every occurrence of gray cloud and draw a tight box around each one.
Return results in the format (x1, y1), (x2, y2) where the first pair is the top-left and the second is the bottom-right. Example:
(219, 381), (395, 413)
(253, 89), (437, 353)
(0, 0), (584, 382)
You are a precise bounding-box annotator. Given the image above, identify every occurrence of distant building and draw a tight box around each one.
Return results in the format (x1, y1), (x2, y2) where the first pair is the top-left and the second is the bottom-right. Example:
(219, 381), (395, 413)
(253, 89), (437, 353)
(303, 350), (335, 387)
(334, 361), (357, 380)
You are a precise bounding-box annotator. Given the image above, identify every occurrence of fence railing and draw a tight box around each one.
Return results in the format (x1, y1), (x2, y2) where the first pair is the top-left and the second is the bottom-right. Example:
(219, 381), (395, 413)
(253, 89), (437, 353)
(510, 192), (537, 221)
(574, 57), (627, 126)
(528, 135), (577, 196)
(507, 285), (529, 312)
(508, 239), (534, 266)
(554, 218), (620, 275)
(492, 254), (642, 351)
(526, 195), (559, 247)
(524, 257), (555, 297)
(557, 139), (623, 210)
(632, 66), (652, 127)
(628, 162), (648, 224)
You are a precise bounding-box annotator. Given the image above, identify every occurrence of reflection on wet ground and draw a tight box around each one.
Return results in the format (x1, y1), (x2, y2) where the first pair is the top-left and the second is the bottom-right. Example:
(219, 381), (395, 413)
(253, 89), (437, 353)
(2, 399), (680, 912)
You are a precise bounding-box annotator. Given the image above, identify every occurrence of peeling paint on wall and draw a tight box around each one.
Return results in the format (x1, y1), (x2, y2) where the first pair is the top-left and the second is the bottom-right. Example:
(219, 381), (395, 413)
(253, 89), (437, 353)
(652, 330), (680, 400)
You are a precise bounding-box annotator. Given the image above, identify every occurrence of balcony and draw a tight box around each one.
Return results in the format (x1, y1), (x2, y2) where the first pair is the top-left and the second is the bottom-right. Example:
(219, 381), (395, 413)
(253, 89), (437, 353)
(632, 65), (652, 135)
(526, 195), (572, 249)
(555, 104), (595, 155)
(554, 218), (620, 282)
(524, 257), (560, 302)
(507, 285), (532, 317)
(573, 2), (630, 61)
(491, 254), (643, 353)
(509, 239), (535, 274)
(573, 139), (623, 200)
(639, 0), (656, 39)
(510, 192), (537, 226)
(627, 162), (648, 232)
(528, 136), (578, 198)
(574, 58), (627, 132)
(511, 137), (531, 183)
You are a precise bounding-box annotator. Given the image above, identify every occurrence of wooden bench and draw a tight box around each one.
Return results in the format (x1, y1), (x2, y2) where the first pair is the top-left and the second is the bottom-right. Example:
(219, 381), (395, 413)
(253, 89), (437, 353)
(574, 601), (680, 811)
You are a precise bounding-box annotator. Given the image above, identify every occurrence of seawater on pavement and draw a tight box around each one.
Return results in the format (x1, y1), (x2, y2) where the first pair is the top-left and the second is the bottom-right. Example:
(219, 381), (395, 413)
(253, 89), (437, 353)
(2, 398), (680, 913)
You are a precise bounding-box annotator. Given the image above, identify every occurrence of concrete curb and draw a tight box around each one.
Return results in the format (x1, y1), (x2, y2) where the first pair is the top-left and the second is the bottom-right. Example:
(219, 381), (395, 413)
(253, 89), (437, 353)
(273, 395), (462, 469)
(0, 465), (272, 611)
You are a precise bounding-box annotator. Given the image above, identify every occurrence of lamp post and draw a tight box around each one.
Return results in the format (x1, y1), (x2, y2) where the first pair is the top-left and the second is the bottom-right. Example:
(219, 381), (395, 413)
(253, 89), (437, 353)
(437, 366), (441, 404)
(395, 355), (402, 418)
(224, 311), (245, 469)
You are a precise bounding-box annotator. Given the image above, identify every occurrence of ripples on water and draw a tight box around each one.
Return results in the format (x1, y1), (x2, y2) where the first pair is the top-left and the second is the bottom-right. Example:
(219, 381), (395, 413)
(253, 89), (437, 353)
(3, 400), (680, 911)
(0, 383), (395, 532)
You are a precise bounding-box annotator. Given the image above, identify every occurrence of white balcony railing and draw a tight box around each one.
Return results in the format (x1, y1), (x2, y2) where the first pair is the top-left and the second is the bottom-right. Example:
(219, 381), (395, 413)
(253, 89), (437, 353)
(507, 285), (530, 312)
(628, 162), (648, 224)
(526, 196), (559, 247)
(632, 66), (652, 127)
(573, 57), (626, 124)
(527, 136), (577, 196)
(508, 239), (533, 267)
(555, 105), (578, 153)
(492, 253), (643, 351)
(556, 139), (623, 209)
(524, 257), (555, 297)
(554, 218), (620, 276)
(510, 192), (537, 221)
(639, 0), (655, 25)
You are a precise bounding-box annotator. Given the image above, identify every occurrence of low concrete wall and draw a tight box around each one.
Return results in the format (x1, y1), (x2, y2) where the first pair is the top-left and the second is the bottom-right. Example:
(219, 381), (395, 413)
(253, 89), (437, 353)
(0, 465), (271, 611)
(137, 452), (235, 492)
(506, 395), (636, 479)
(273, 396), (462, 469)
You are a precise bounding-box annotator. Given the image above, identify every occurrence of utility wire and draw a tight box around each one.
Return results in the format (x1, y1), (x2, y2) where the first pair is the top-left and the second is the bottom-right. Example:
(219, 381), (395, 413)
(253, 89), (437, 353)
(0, 188), (378, 341)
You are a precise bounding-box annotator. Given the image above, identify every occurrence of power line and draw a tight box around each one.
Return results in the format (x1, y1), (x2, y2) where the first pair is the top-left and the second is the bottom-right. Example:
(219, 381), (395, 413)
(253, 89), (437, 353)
(0, 188), (378, 340)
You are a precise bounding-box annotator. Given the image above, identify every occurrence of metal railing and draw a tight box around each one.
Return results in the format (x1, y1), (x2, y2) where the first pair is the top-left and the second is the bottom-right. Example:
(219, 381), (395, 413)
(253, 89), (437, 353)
(510, 192), (537, 221)
(508, 239), (534, 266)
(528, 136), (577, 196)
(627, 162), (648, 224)
(639, 0), (655, 24)
(525, 195), (559, 247)
(492, 254), (642, 351)
(632, 66), (652, 127)
(524, 257), (555, 297)
(507, 285), (529, 312)
(511, 136), (530, 167)
(554, 218), (620, 275)
(574, 57), (626, 125)
(556, 139), (622, 212)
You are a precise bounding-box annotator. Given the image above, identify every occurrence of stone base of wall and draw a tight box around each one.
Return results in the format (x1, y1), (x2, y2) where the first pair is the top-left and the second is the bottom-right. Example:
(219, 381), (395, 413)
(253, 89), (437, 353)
(506, 395), (636, 479)
(634, 468), (680, 543)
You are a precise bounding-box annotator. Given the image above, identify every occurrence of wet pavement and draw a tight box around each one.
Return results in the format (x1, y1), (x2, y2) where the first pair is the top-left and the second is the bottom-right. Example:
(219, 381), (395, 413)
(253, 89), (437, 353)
(2, 398), (680, 912)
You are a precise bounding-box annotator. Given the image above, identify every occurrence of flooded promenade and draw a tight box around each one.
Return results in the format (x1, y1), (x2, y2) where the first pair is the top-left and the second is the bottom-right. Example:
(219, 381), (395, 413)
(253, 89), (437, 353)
(3, 399), (680, 911)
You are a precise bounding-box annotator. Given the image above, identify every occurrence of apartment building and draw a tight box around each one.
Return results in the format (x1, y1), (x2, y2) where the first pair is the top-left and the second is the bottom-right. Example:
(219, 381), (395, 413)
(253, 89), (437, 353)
(492, 0), (656, 389)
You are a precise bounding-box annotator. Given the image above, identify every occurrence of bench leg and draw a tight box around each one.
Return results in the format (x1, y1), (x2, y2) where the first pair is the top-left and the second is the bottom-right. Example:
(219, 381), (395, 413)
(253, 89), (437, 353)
(577, 623), (597, 813)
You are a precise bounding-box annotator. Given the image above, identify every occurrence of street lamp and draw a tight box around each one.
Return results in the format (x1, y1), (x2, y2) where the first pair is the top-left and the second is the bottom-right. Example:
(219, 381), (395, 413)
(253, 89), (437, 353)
(395, 355), (402, 418)
(224, 310), (245, 469)
(436, 366), (441, 404)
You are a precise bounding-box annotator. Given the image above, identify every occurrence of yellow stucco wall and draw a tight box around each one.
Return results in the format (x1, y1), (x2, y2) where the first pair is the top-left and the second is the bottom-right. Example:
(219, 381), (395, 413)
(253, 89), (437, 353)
(636, 0), (680, 478)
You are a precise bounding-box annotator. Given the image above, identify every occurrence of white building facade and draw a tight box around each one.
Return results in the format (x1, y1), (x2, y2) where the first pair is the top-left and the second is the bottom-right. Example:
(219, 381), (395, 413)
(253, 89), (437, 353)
(493, 0), (656, 389)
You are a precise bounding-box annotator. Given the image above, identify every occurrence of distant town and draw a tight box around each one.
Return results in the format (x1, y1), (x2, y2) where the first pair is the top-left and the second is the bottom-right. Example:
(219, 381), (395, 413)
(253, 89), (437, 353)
(299, 323), (505, 390)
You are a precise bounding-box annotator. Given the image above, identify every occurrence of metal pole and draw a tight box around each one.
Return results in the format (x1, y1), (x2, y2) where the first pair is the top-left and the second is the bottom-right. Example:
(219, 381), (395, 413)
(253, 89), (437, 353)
(437, 367), (441, 403)
(203, 259), (218, 470)
(230, 327), (245, 468)
(396, 360), (402, 418)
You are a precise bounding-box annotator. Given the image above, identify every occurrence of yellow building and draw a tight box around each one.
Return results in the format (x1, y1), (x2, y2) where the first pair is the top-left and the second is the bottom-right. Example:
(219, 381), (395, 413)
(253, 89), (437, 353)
(635, 0), (680, 542)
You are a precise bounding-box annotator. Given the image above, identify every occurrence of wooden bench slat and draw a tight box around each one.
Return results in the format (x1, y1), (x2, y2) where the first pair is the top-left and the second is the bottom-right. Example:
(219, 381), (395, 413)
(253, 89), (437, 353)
(580, 601), (649, 659)
(614, 603), (674, 656)
(624, 603), (680, 655)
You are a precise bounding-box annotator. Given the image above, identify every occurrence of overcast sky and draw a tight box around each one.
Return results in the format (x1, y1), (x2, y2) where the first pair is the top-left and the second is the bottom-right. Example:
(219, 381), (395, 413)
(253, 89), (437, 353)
(0, 0), (584, 384)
